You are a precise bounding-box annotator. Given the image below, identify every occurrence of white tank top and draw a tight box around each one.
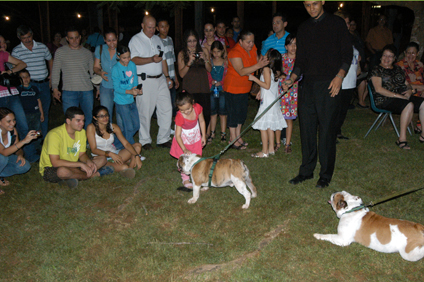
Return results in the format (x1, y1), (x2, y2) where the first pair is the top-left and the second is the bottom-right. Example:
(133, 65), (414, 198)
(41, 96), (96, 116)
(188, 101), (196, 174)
(91, 124), (119, 156)
(0, 128), (12, 149)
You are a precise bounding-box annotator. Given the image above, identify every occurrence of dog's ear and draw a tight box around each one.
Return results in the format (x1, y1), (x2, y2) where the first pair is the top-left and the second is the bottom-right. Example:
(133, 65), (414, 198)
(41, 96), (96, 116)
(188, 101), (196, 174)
(337, 198), (347, 209)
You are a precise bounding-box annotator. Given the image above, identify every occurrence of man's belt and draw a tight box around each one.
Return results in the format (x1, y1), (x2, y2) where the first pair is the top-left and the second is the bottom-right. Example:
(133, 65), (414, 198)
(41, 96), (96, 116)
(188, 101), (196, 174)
(147, 74), (163, 79)
(31, 78), (49, 83)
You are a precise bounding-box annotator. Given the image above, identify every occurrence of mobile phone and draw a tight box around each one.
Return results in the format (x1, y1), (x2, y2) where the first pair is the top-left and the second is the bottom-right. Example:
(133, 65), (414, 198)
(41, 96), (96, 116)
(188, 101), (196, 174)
(159, 51), (164, 57)
(137, 84), (143, 90)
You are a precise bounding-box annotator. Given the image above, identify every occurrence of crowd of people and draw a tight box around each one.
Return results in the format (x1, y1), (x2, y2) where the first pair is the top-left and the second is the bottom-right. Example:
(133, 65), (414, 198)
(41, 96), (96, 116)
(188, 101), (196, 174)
(0, 1), (422, 194)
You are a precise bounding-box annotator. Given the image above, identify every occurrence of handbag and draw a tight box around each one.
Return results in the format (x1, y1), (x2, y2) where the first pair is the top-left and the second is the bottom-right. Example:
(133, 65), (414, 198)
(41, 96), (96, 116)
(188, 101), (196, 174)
(91, 45), (103, 85)
(0, 72), (22, 94)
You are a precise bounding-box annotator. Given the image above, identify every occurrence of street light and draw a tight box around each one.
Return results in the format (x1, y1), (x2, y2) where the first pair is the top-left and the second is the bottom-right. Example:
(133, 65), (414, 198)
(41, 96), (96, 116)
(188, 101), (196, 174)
(145, 11), (149, 16)
(5, 16), (10, 21)
(211, 7), (216, 24)
(77, 13), (82, 19)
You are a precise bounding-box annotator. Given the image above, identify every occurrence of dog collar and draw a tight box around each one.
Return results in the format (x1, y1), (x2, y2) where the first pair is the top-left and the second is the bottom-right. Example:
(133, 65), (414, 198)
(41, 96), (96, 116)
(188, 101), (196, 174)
(341, 204), (366, 216)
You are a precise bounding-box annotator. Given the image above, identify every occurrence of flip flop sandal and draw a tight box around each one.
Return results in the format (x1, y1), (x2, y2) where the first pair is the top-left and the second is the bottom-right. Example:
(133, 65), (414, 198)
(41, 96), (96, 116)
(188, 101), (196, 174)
(220, 132), (227, 142)
(274, 143), (281, 152)
(251, 152), (269, 158)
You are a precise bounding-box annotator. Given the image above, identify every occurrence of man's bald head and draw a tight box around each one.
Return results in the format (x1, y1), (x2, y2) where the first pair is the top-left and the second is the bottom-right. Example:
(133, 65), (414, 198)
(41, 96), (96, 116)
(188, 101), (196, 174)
(142, 15), (157, 38)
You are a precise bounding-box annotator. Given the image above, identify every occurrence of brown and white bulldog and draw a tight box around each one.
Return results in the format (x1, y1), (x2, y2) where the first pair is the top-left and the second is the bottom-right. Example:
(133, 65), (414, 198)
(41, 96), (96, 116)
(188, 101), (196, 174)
(177, 154), (257, 209)
(314, 191), (424, 261)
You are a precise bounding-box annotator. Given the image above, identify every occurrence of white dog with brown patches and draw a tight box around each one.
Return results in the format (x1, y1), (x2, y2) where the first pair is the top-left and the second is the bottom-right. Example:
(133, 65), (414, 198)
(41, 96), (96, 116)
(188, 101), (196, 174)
(314, 191), (424, 261)
(177, 154), (257, 209)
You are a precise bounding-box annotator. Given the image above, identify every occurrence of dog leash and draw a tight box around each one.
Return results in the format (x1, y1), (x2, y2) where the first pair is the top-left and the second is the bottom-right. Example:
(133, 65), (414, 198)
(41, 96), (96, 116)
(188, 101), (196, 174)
(344, 186), (424, 214)
(191, 85), (293, 187)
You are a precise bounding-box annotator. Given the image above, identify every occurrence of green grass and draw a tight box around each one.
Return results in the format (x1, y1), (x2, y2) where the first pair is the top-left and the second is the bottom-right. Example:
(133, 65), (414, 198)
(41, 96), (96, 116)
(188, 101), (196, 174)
(1, 97), (424, 281)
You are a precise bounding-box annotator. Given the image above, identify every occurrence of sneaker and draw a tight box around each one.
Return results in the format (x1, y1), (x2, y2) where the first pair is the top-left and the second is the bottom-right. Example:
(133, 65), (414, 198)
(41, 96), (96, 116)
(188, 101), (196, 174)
(119, 168), (136, 179)
(98, 166), (115, 177)
(59, 179), (79, 189)
(139, 155), (146, 161)
(170, 129), (175, 135)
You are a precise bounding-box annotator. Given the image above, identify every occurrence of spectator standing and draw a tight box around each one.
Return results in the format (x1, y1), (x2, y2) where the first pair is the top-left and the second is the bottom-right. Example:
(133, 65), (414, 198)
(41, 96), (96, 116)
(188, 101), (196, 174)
(261, 12), (290, 56)
(157, 19), (180, 117)
(283, 1), (352, 188)
(178, 30), (212, 130)
(231, 17), (242, 41)
(17, 69), (44, 152)
(85, 27), (105, 52)
(93, 27), (118, 121)
(52, 27), (94, 129)
(129, 15), (174, 151)
(223, 30), (269, 150)
(201, 23), (226, 56)
(1, 48), (39, 163)
(366, 15), (393, 71)
(12, 25), (52, 140)
(46, 32), (63, 58)
(216, 20), (236, 51)
(39, 107), (113, 189)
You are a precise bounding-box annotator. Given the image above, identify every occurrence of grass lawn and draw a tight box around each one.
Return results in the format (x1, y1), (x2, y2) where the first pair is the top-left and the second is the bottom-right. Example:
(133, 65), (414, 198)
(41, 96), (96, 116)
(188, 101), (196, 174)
(1, 96), (424, 281)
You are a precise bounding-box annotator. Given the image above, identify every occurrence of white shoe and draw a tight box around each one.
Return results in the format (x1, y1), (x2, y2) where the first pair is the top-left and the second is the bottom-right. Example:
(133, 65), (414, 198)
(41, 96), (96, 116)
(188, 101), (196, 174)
(170, 129), (175, 135)
(139, 155), (146, 161)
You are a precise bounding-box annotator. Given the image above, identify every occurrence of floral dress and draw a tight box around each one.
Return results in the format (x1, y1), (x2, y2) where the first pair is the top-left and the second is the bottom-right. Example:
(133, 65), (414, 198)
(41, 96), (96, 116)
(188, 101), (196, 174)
(279, 53), (298, 119)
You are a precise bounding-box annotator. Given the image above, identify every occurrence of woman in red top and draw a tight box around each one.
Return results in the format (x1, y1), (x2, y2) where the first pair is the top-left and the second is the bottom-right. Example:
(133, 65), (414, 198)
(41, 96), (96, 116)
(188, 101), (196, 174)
(223, 30), (268, 149)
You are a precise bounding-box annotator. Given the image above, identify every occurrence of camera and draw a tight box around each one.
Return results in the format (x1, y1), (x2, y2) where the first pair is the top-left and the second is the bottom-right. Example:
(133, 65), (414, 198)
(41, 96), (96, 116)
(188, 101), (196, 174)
(194, 53), (200, 58)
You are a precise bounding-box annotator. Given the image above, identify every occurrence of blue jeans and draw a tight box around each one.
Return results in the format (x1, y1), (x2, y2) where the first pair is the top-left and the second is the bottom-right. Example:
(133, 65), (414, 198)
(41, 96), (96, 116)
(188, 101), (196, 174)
(26, 112), (42, 152)
(62, 90), (94, 129)
(0, 154), (31, 177)
(115, 102), (140, 149)
(210, 91), (227, 115)
(0, 95), (39, 163)
(31, 81), (51, 138)
(100, 85), (115, 121)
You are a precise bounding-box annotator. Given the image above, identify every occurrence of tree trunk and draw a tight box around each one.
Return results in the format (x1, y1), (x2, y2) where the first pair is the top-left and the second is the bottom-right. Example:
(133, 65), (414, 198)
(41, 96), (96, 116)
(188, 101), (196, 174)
(175, 6), (183, 52)
(237, 1), (244, 29)
(195, 1), (203, 40)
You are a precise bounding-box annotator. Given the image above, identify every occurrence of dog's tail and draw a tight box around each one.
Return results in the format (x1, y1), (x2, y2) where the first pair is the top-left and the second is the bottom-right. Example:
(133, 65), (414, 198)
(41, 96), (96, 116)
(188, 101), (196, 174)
(241, 160), (257, 197)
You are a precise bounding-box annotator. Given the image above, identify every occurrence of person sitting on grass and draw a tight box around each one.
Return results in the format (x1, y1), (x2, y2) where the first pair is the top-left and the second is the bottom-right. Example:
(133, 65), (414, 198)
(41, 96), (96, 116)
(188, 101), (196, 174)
(0, 107), (38, 193)
(87, 106), (143, 179)
(39, 107), (114, 189)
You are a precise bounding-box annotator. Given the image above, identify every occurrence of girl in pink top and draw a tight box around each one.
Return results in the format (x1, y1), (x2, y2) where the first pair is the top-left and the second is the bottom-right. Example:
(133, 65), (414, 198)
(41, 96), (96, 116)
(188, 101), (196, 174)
(170, 91), (206, 188)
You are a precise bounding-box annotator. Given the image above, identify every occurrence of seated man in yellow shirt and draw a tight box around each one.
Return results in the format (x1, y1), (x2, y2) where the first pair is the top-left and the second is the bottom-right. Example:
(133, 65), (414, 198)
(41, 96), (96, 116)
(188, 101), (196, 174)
(39, 107), (113, 188)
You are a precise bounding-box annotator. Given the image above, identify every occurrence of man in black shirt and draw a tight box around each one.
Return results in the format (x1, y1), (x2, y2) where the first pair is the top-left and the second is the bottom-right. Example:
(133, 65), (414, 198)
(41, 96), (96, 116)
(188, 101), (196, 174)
(282, 1), (352, 188)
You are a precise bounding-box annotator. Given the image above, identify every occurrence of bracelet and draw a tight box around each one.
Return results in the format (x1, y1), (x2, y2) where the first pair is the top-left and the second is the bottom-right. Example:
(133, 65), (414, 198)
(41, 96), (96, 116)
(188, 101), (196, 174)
(105, 151), (110, 157)
(15, 144), (19, 151)
(166, 76), (170, 78)
(336, 74), (344, 79)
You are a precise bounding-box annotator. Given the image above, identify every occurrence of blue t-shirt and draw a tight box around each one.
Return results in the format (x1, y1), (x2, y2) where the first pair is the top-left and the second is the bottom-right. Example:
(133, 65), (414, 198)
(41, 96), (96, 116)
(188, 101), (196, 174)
(260, 32), (290, 56)
(86, 33), (105, 49)
(112, 61), (138, 105)
(17, 84), (40, 114)
(94, 44), (118, 89)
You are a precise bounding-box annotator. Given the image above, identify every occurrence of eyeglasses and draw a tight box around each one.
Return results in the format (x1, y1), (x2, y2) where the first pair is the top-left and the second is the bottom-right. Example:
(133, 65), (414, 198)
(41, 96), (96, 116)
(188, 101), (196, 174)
(382, 54), (394, 59)
(96, 114), (109, 119)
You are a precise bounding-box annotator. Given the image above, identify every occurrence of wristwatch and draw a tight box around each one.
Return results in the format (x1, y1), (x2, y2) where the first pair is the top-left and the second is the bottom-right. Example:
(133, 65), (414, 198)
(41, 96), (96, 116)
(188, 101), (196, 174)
(137, 154), (142, 159)
(105, 151), (110, 157)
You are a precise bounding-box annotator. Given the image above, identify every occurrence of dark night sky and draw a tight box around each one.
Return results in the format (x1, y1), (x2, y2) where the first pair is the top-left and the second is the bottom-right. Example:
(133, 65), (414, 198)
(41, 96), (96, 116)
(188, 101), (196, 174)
(0, 1), (409, 52)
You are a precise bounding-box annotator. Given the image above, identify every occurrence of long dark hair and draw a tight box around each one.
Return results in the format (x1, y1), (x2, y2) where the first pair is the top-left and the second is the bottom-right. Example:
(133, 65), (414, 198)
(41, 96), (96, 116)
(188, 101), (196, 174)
(182, 29), (203, 65)
(265, 49), (283, 82)
(92, 106), (113, 138)
(175, 91), (195, 108)
(210, 41), (225, 59)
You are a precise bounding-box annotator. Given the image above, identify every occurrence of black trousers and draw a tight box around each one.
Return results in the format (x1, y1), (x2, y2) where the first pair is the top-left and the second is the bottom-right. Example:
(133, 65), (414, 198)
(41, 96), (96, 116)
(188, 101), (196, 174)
(335, 88), (354, 136)
(193, 92), (211, 129)
(298, 79), (341, 181)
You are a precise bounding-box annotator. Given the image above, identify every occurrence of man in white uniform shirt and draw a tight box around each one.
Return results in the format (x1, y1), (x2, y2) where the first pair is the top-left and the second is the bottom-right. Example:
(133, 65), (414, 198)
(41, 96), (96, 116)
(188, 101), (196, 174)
(129, 15), (174, 151)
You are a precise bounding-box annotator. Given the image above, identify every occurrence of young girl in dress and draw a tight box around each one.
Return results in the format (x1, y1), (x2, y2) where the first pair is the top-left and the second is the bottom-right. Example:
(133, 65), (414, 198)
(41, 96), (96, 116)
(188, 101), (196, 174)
(87, 106), (142, 178)
(0, 107), (37, 192)
(111, 45), (141, 150)
(169, 91), (206, 188)
(277, 34), (298, 154)
(207, 40), (228, 143)
(249, 49), (287, 158)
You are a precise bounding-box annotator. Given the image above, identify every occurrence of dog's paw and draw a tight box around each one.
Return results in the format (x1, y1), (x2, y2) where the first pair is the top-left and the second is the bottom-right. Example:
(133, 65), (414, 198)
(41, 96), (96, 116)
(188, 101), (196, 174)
(242, 203), (249, 209)
(188, 197), (198, 204)
(200, 187), (209, 192)
(313, 233), (323, 240)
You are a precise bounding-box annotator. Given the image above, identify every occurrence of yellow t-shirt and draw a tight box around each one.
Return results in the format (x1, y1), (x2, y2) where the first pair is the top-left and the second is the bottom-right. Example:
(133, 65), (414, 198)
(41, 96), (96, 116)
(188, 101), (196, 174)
(39, 124), (87, 176)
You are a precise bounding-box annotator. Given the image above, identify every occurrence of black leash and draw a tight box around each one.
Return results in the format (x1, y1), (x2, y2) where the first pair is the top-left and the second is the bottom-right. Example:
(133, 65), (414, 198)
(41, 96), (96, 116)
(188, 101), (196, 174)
(344, 186), (424, 214)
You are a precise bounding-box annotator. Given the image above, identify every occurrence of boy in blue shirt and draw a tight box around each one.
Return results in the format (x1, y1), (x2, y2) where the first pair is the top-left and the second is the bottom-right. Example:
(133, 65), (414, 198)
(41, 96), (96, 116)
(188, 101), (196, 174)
(17, 69), (44, 152)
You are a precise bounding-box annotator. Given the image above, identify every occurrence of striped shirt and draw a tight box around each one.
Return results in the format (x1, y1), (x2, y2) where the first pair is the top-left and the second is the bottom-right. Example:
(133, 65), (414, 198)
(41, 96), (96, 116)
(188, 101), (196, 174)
(160, 36), (176, 80)
(51, 45), (94, 91)
(260, 32), (290, 56)
(12, 41), (52, 80)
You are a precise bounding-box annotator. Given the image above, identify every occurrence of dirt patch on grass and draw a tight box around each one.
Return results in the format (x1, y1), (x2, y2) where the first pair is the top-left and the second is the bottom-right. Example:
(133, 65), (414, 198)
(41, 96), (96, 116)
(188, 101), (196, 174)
(181, 219), (290, 279)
